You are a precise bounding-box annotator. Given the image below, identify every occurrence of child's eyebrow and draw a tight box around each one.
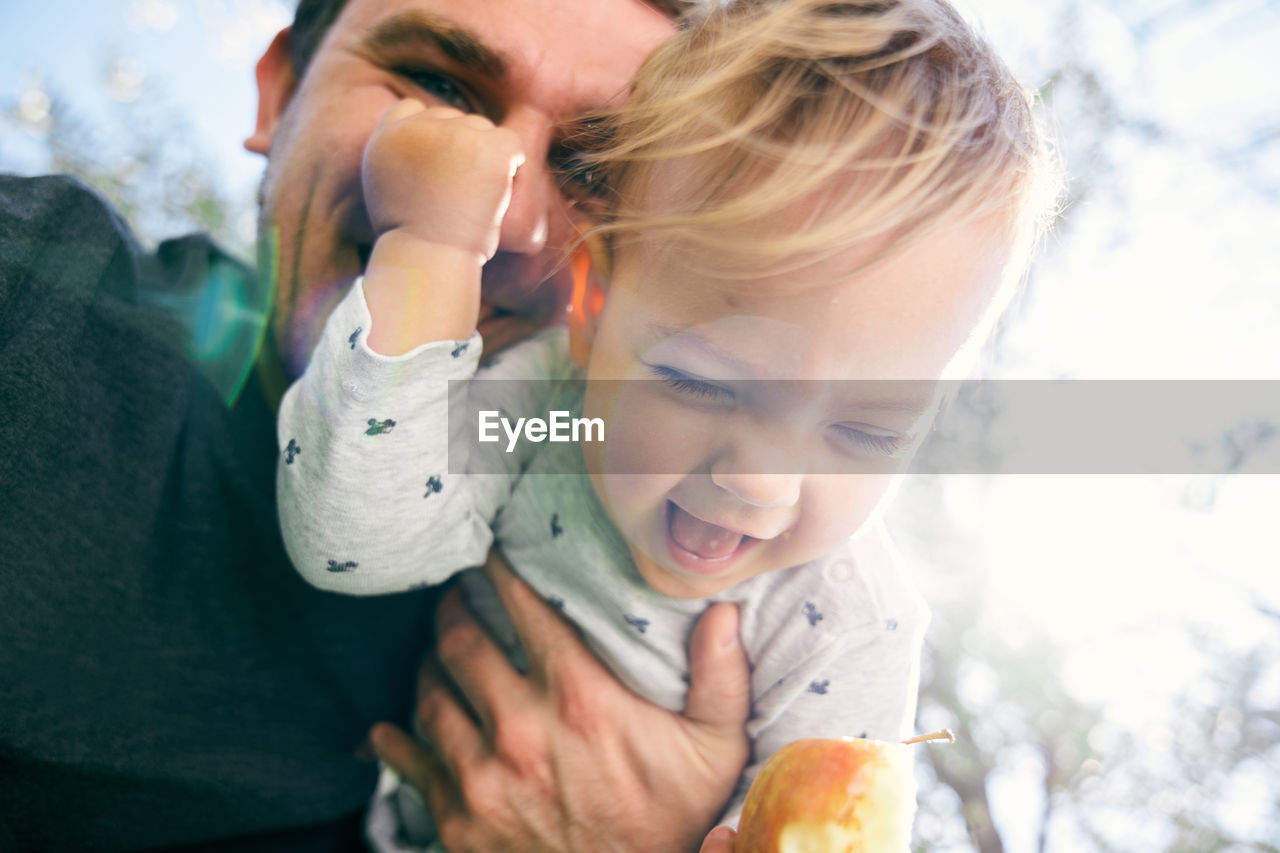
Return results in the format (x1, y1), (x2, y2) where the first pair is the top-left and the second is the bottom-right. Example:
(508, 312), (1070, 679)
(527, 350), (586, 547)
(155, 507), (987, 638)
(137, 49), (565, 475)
(361, 10), (507, 79)
(832, 391), (935, 416)
(645, 320), (937, 417)
(643, 322), (764, 377)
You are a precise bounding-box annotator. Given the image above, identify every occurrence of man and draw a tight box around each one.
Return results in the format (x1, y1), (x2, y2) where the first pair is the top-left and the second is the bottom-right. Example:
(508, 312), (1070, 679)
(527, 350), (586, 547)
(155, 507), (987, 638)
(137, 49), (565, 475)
(0, 1), (750, 849)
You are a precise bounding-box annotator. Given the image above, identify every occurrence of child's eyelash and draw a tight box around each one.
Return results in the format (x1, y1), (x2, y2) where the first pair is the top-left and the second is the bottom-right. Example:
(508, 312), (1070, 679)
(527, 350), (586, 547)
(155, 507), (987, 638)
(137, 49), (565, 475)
(647, 366), (908, 458)
(828, 424), (907, 458)
(649, 365), (734, 401)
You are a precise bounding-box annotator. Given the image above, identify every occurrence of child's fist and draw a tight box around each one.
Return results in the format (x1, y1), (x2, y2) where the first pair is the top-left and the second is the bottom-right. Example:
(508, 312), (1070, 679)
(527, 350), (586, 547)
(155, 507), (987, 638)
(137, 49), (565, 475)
(362, 99), (524, 263)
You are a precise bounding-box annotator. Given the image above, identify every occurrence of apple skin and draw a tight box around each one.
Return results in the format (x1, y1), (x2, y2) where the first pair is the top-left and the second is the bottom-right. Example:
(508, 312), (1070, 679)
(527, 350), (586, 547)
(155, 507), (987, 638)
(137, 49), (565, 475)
(735, 737), (917, 853)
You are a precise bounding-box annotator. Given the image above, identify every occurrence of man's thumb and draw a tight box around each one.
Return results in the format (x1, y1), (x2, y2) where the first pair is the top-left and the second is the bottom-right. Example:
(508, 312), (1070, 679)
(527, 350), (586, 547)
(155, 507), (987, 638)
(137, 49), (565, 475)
(685, 601), (751, 727)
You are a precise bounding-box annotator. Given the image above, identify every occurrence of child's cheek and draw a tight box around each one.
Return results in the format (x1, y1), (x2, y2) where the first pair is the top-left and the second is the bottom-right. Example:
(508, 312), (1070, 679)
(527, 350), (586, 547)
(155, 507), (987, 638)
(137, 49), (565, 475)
(584, 381), (721, 546)
(793, 475), (897, 558)
(591, 381), (724, 479)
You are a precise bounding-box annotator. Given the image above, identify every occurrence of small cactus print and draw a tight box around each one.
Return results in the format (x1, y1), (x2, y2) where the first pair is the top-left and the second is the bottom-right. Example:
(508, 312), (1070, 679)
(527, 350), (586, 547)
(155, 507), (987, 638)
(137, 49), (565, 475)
(802, 602), (823, 627)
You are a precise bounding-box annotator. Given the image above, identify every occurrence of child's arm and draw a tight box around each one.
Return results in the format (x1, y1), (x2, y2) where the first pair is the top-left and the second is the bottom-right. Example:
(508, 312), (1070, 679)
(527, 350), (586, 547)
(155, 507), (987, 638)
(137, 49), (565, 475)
(275, 100), (526, 596)
(359, 99), (524, 355)
(276, 284), (496, 595)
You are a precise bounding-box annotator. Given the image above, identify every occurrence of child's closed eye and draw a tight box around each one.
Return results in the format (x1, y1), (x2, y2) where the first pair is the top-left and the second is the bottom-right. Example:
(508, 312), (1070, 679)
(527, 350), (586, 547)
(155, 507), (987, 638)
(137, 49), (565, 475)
(826, 423), (907, 458)
(648, 364), (734, 403)
(647, 364), (912, 459)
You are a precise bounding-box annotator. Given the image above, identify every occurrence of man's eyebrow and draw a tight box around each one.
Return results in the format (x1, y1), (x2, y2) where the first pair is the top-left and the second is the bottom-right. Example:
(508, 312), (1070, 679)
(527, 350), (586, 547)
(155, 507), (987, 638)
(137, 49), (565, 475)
(362, 11), (506, 78)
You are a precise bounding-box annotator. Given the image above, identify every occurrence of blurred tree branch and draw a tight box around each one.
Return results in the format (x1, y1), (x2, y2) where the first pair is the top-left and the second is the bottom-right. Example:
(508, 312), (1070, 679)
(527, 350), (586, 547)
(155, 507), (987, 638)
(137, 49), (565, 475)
(2, 81), (252, 257)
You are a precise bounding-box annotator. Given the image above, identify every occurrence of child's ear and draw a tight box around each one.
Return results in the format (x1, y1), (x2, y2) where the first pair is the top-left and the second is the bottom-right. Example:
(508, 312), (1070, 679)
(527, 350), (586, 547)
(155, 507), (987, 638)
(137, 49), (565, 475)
(245, 28), (298, 155)
(567, 239), (609, 367)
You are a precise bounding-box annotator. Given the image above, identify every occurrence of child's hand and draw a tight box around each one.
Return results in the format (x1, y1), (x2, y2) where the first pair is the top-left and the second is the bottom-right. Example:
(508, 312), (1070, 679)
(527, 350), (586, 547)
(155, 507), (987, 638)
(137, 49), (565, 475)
(362, 99), (524, 264)
(359, 100), (525, 353)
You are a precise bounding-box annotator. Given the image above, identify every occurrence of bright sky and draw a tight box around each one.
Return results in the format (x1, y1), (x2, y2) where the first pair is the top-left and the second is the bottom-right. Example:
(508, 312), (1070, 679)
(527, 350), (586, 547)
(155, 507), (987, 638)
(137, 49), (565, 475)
(0, 0), (288, 220)
(2, 1), (1277, 850)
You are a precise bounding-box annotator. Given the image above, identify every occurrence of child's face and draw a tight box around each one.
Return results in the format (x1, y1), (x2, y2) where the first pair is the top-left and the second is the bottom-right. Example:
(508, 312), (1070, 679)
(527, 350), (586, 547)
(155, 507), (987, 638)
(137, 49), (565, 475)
(579, 217), (1012, 599)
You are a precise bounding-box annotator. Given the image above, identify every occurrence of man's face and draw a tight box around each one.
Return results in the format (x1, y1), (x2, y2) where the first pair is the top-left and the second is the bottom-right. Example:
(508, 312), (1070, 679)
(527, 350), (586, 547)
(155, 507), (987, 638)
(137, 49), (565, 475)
(250, 0), (675, 378)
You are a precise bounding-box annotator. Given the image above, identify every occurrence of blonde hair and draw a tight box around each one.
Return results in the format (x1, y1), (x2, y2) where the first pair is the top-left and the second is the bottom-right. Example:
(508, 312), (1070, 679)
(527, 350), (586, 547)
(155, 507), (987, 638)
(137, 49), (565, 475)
(584, 0), (1061, 278)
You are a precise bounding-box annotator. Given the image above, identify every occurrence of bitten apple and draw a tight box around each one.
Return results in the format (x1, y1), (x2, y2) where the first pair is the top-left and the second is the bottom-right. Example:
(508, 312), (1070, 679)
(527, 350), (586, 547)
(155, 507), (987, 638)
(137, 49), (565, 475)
(735, 730), (954, 853)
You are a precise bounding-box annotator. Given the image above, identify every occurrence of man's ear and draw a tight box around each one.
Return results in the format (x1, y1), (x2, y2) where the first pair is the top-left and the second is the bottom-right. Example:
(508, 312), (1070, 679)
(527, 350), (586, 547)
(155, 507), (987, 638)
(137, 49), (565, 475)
(567, 241), (608, 367)
(245, 28), (298, 155)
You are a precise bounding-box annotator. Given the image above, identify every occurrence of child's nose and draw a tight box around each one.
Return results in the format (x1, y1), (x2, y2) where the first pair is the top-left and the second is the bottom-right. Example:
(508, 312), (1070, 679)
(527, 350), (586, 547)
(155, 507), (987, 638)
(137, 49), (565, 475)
(708, 424), (807, 508)
(709, 468), (802, 509)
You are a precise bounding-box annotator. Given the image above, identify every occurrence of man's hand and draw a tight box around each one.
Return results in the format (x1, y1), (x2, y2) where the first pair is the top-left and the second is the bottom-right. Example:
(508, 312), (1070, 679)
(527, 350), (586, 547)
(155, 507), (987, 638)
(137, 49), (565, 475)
(370, 551), (752, 852)
(699, 826), (738, 853)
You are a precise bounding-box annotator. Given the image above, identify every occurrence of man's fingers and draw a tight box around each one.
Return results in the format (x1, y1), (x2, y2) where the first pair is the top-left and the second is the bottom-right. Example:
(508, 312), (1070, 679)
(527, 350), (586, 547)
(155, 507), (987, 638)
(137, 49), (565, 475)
(700, 826), (738, 853)
(480, 549), (591, 680)
(370, 722), (447, 792)
(369, 722), (464, 830)
(416, 654), (488, 769)
(684, 602), (751, 728)
(432, 585), (530, 731)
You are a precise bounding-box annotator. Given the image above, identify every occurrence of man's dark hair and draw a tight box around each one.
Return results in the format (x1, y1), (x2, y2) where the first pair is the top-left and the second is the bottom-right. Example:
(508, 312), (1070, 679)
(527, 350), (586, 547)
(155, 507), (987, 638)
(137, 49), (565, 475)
(287, 0), (693, 79)
(289, 0), (349, 79)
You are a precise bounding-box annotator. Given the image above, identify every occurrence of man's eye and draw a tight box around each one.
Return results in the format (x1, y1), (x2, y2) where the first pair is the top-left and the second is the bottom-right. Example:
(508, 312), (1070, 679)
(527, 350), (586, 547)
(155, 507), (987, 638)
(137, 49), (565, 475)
(827, 423), (906, 458)
(549, 144), (609, 202)
(549, 121), (614, 206)
(649, 365), (734, 403)
(395, 68), (475, 113)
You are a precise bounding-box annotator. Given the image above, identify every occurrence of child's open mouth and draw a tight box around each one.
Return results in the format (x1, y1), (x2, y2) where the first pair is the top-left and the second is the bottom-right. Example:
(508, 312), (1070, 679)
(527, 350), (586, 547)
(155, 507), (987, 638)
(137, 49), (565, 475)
(666, 501), (759, 574)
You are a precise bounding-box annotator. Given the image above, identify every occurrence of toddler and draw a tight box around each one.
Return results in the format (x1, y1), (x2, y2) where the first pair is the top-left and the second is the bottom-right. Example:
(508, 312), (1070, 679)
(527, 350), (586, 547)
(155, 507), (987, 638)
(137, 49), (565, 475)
(277, 0), (1057, 847)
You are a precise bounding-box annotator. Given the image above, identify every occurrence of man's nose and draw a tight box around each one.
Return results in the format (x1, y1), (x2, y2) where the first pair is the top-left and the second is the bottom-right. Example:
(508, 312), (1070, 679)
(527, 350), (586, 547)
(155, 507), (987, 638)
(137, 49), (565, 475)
(498, 110), (552, 255)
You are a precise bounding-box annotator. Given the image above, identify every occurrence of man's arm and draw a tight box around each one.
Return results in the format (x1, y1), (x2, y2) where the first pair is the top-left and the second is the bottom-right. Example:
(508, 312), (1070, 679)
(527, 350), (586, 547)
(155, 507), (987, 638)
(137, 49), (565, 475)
(370, 552), (752, 853)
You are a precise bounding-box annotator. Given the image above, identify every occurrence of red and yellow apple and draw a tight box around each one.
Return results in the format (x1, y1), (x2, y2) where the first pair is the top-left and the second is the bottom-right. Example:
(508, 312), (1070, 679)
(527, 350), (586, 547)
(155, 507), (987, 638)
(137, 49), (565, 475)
(735, 730), (953, 853)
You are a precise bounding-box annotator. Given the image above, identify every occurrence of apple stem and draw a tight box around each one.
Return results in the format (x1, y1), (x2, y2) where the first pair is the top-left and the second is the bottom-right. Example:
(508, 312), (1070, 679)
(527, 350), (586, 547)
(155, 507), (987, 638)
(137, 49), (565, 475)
(901, 729), (955, 746)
